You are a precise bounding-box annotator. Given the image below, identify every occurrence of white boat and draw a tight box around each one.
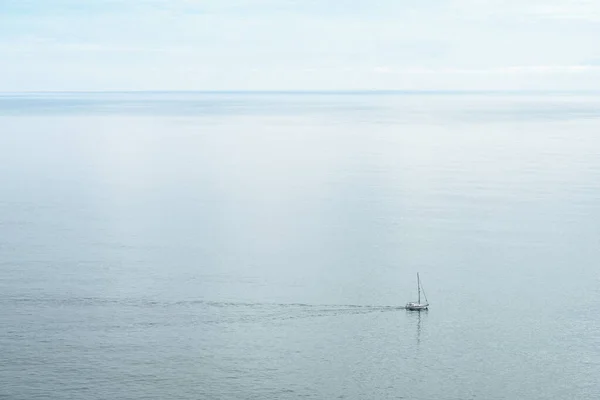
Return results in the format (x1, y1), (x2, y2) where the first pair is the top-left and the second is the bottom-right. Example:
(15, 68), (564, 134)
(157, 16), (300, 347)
(406, 273), (429, 311)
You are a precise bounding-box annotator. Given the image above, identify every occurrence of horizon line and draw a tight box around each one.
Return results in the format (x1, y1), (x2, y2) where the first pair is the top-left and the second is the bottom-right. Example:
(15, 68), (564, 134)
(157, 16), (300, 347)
(2, 89), (600, 95)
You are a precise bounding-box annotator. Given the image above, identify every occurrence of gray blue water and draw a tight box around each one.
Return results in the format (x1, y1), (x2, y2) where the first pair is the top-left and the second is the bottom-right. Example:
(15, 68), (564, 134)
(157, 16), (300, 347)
(1, 92), (599, 399)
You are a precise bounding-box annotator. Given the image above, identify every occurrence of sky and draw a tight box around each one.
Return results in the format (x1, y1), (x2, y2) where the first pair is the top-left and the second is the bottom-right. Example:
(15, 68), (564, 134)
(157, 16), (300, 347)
(1, 0), (600, 91)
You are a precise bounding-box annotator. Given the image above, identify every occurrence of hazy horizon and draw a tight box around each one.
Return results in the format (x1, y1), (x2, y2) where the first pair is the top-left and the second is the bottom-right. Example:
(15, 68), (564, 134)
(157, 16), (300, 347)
(3, 89), (600, 94)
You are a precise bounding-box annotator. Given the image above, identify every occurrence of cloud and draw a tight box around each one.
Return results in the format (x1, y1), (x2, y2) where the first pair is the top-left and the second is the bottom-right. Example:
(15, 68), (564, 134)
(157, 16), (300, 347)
(373, 66), (393, 74)
(450, 0), (600, 22)
(527, 1), (600, 21)
(369, 65), (600, 75)
(499, 65), (600, 73)
(0, 35), (193, 54)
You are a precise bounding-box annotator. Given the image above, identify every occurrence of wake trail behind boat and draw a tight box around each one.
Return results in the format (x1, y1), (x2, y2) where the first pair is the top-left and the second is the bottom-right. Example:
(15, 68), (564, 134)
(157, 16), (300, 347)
(195, 301), (407, 322)
(5, 297), (407, 324)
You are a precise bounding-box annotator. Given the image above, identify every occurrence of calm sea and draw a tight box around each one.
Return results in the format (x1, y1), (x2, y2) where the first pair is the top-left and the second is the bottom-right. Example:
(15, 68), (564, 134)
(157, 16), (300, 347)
(1, 92), (599, 399)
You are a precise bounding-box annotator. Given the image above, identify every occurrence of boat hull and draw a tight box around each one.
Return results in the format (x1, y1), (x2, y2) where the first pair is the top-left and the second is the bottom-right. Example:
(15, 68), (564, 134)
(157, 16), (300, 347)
(405, 302), (428, 311)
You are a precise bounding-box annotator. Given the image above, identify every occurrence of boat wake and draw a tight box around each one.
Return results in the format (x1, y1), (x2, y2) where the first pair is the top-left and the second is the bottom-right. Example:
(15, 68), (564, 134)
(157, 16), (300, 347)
(189, 301), (405, 323)
(6, 296), (406, 324)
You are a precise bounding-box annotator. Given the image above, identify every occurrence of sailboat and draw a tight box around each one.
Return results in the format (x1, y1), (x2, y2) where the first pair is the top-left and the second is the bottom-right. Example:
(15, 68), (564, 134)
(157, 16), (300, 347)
(406, 273), (429, 311)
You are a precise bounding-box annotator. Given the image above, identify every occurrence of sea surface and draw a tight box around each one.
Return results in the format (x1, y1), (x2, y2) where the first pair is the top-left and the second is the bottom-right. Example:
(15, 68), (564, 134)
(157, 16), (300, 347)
(1, 91), (599, 399)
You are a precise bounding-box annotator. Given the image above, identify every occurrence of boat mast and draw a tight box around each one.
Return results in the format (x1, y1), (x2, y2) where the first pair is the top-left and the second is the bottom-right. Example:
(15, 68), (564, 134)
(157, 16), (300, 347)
(417, 273), (421, 304)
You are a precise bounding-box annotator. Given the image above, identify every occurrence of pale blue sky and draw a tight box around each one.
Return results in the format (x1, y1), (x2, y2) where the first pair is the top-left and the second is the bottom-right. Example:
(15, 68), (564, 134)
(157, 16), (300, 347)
(2, 0), (600, 91)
